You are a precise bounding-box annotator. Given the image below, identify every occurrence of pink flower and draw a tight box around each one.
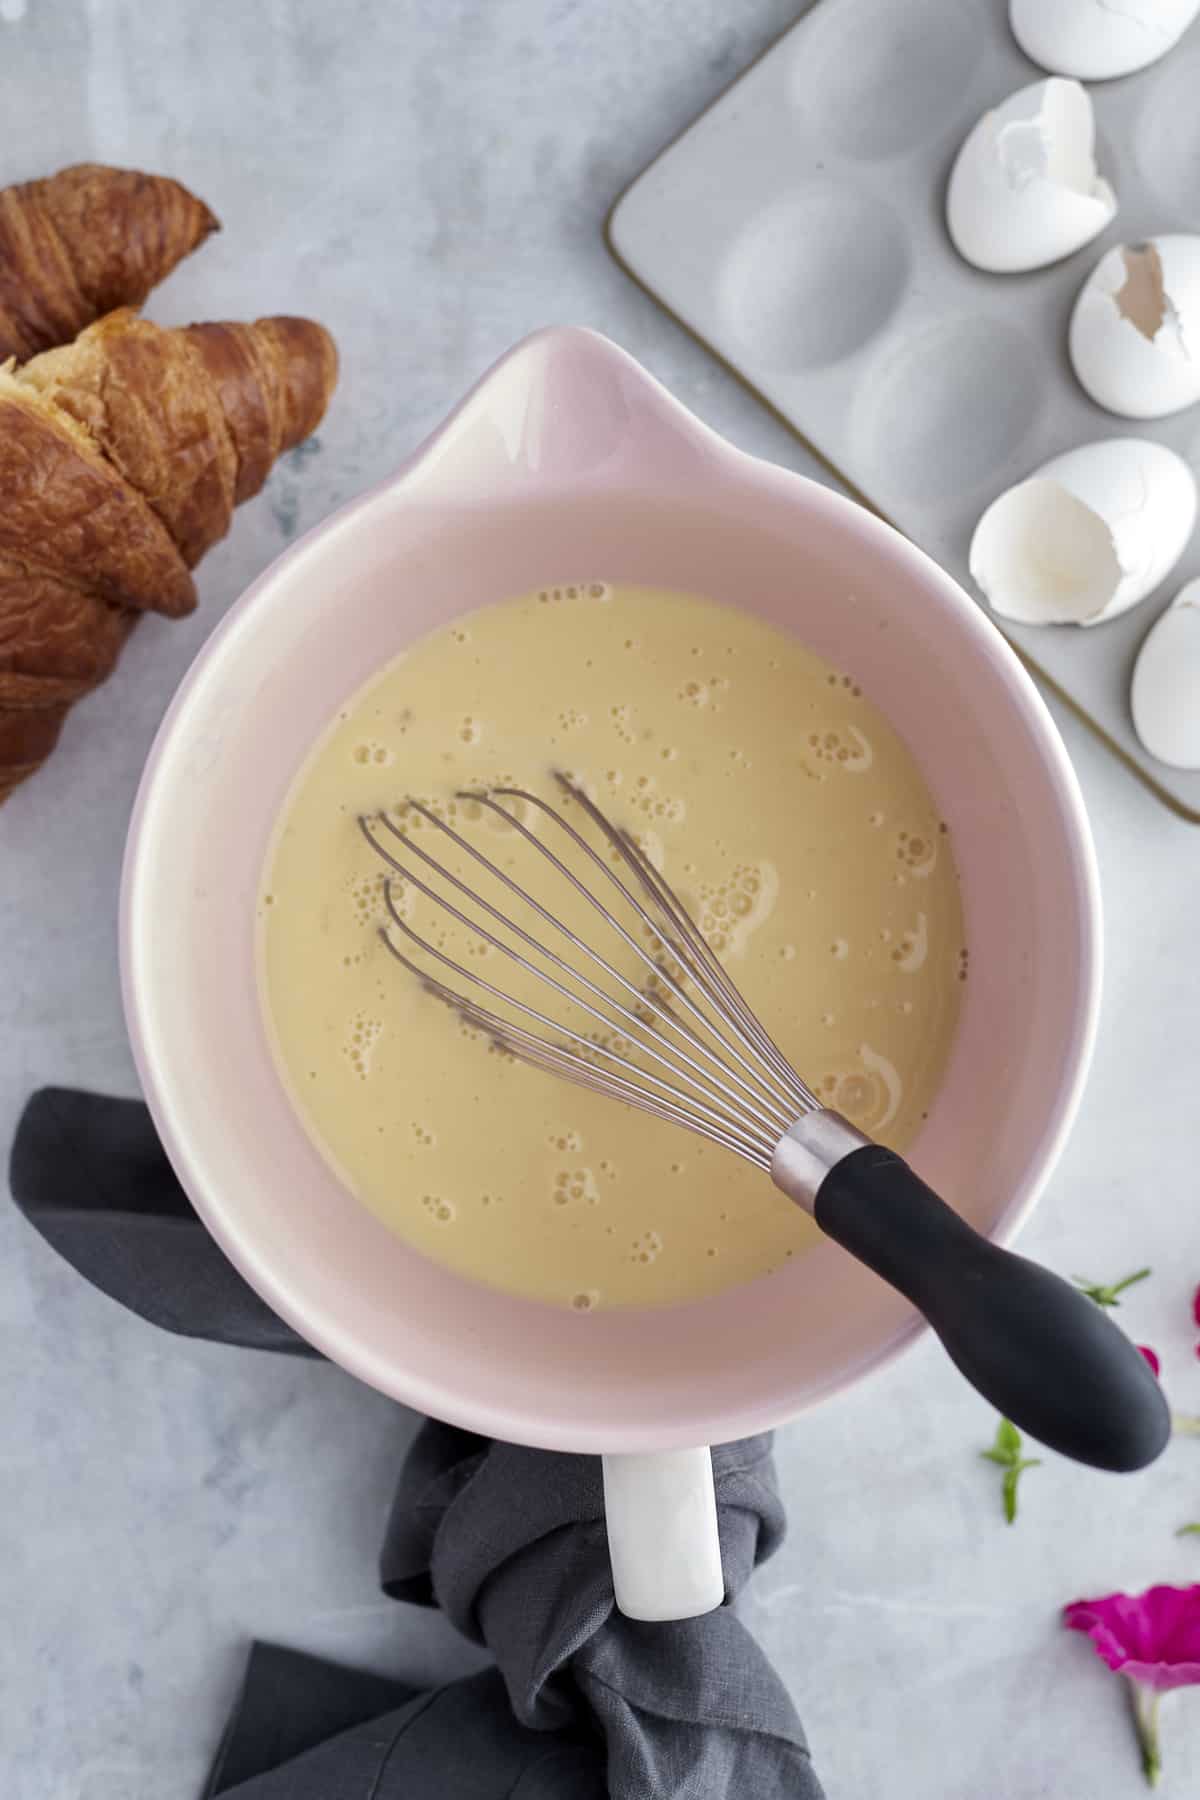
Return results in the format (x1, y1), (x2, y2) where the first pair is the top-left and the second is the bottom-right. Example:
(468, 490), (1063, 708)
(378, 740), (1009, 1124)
(1192, 1284), (1200, 1329)
(1065, 1586), (1200, 1785)
(1139, 1345), (1161, 1377)
(1065, 1587), (1200, 1691)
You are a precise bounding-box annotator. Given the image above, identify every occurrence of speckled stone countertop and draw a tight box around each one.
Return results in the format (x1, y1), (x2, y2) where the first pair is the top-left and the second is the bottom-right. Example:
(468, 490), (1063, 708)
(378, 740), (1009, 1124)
(3, 4), (1199, 1796)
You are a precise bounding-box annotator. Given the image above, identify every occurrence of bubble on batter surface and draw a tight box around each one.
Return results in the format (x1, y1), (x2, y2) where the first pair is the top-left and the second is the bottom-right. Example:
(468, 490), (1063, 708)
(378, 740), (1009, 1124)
(552, 1166), (600, 1208)
(677, 673), (730, 711)
(629, 1230), (663, 1265)
(608, 702), (637, 746)
(348, 867), (391, 929)
(696, 859), (779, 958)
(891, 912), (929, 974)
(387, 793), (457, 837)
(352, 738), (395, 768)
(623, 769), (686, 824)
(343, 1012), (383, 1080)
(806, 723), (872, 771)
(895, 827), (938, 877)
(817, 1045), (902, 1133)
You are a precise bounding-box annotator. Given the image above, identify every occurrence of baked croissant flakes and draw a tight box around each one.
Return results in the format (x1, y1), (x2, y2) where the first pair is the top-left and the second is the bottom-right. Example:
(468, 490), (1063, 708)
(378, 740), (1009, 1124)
(0, 307), (337, 801)
(0, 163), (218, 362)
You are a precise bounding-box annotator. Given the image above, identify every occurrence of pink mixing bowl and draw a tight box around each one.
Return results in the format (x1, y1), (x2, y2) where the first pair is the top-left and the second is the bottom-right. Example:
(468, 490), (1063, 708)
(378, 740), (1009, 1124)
(121, 328), (1100, 1617)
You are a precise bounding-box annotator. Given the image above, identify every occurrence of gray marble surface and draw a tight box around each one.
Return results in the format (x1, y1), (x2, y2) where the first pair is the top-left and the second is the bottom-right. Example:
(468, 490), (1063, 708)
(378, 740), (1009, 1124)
(3, 3), (1200, 1796)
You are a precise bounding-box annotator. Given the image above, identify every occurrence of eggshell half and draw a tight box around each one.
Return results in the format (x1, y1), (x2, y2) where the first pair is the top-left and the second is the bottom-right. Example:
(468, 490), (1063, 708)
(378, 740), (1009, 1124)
(1131, 579), (1200, 768)
(947, 77), (1117, 274)
(1070, 237), (1200, 419)
(969, 438), (1197, 626)
(1010, 0), (1200, 81)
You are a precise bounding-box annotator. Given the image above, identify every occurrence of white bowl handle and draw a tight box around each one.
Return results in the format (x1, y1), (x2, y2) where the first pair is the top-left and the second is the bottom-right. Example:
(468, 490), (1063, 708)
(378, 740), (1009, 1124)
(601, 1447), (725, 1620)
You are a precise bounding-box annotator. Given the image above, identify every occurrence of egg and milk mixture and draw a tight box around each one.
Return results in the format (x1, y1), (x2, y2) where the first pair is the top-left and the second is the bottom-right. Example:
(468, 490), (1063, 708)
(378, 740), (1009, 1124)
(259, 584), (965, 1310)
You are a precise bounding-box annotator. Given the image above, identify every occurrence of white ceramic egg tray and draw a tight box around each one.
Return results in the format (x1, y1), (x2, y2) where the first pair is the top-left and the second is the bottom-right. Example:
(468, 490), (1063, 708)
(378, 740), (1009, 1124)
(608, 0), (1200, 819)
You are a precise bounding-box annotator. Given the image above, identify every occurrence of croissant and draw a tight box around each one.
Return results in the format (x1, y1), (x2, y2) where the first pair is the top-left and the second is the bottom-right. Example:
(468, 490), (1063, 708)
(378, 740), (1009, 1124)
(0, 307), (337, 801)
(0, 164), (218, 362)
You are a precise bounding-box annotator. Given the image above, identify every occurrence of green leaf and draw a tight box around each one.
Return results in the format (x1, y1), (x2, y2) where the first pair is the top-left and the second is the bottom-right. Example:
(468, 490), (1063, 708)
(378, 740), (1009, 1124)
(1003, 1465), (1020, 1523)
(1072, 1268), (1152, 1308)
(980, 1419), (1039, 1521)
(994, 1418), (1021, 1459)
(1001, 1458), (1040, 1524)
(1176, 1523), (1200, 1537)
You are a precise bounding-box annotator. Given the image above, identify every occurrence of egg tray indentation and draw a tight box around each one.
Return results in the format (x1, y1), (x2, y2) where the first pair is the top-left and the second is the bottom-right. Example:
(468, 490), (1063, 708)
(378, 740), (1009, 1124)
(609, 0), (1200, 819)
(793, 0), (987, 161)
(718, 184), (911, 370)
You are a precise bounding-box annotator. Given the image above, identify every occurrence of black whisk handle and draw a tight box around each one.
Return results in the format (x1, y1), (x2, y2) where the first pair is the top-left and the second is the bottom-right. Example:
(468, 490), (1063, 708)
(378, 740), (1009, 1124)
(812, 1144), (1170, 1472)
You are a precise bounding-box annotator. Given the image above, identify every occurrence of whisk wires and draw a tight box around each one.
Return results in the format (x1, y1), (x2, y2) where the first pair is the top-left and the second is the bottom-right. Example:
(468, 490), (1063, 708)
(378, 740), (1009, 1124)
(358, 776), (817, 1169)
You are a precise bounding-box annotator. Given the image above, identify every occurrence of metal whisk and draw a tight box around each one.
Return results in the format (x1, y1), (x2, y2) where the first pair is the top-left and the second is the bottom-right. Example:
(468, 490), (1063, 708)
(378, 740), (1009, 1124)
(359, 776), (1166, 1475)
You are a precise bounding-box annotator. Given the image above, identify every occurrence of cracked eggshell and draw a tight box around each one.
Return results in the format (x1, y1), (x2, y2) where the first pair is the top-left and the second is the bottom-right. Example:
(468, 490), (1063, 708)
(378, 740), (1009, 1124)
(969, 438), (1197, 626)
(1010, 0), (1200, 82)
(946, 77), (1117, 273)
(1131, 579), (1200, 768)
(1070, 237), (1200, 419)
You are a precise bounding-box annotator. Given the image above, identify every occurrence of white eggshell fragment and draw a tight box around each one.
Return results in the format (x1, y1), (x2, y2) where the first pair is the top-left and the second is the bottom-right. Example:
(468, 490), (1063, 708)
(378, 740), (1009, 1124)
(969, 439), (1197, 626)
(1070, 237), (1200, 419)
(1010, 0), (1200, 81)
(947, 78), (1117, 274)
(1131, 580), (1200, 768)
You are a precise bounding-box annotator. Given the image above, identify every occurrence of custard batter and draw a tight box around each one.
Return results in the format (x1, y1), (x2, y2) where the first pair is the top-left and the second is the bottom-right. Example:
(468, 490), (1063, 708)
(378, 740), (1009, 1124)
(259, 583), (965, 1310)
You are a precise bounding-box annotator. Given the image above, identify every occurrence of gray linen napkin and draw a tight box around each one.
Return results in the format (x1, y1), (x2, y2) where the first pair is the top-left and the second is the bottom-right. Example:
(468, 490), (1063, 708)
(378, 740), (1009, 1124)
(11, 1087), (826, 1799)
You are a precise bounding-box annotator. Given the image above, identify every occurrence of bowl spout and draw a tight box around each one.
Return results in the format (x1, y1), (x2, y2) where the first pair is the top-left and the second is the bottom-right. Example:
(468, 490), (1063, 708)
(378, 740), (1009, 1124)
(410, 325), (725, 502)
